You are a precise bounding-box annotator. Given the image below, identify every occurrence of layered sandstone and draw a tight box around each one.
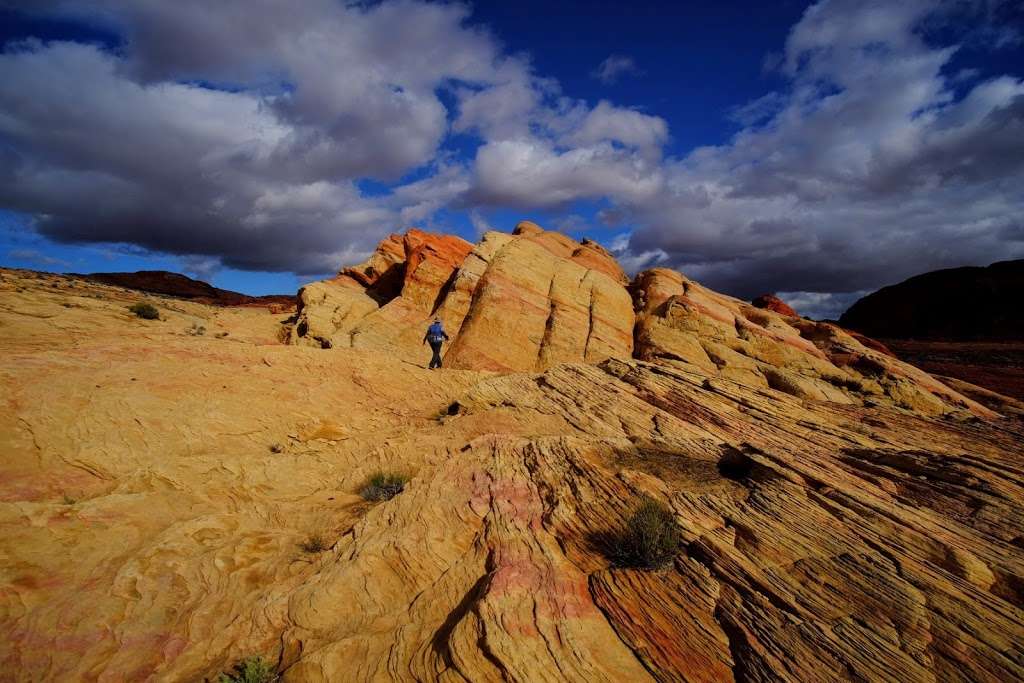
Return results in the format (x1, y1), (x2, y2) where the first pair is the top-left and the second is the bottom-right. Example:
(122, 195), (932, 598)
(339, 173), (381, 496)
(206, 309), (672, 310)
(631, 268), (993, 417)
(2, 231), (1023, 683)
(290, 229), (474, 351)
(290, 222), (634, 372)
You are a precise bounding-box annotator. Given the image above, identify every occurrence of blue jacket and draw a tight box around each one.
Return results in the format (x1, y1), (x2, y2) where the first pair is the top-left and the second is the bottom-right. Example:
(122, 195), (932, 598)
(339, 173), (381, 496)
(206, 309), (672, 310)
(424, 322), (449, 344)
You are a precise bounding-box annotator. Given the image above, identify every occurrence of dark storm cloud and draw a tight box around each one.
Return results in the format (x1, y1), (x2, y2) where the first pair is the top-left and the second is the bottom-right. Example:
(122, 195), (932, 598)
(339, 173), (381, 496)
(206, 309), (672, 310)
(0, 0), (672, 274)
(0, 0), (1022, 312)
(622, 0), (1024, 315)
(0, 0), (504, 273)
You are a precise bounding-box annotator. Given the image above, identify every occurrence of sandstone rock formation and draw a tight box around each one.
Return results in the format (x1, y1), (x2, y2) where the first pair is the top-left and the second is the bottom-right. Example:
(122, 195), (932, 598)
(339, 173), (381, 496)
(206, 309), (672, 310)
(289, 229), (474, 352)
(2, 229), (1023, 683)
(630, 268), (991, 416)
(750, 293), (797, 317)
(290, 222), (633, 372)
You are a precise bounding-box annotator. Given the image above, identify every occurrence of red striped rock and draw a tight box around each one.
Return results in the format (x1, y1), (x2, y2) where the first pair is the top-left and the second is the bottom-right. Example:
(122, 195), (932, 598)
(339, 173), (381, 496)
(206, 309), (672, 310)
(290, 229), (473, 350)
(443, 223), (634, 371)
(291, 222), (634, 371)
(751, 293), (798, 317)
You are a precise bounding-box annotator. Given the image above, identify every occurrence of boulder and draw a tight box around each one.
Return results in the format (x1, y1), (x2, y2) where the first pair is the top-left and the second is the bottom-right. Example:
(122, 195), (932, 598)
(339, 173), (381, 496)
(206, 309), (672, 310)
(751, 293), (798, 317)
(443, 223), (634, 371)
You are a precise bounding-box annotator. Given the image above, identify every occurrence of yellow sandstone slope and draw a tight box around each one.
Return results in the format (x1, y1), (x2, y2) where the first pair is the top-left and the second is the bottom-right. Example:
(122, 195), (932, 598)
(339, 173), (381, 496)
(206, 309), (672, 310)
(1, 222), (1023, 682)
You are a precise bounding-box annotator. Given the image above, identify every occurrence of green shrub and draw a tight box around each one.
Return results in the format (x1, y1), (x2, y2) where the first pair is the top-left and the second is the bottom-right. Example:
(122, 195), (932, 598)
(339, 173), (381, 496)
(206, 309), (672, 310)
(299, 534), (328, 554)
(128, 302), (159, 320)
(359, 471), (408, 501)
(608, 496), (681, 570)
(218, 656), (276, 683)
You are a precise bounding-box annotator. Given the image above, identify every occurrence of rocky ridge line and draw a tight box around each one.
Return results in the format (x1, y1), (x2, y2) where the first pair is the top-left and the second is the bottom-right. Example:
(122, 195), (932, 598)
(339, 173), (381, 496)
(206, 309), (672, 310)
(289, 221), (998, 419)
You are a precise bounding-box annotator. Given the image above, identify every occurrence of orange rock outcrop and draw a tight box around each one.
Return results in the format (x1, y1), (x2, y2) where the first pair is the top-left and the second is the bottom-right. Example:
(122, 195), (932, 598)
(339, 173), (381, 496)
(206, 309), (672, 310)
(751, 293), (797, 317)
(290, 222), (633, 371)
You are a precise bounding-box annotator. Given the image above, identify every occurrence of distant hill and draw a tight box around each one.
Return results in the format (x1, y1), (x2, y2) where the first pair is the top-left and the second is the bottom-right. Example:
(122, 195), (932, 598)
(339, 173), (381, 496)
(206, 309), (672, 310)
(73, 270), (295, 308)
(839, 259), (1024, 340)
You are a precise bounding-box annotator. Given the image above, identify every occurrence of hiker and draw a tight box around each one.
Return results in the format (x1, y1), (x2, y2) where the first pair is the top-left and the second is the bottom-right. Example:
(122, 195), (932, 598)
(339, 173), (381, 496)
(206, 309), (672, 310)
(423, 317), (450, 369)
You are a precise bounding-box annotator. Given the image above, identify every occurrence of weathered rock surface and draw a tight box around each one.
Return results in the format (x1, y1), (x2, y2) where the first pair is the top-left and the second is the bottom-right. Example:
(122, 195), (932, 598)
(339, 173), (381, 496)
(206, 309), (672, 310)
(290, 229), (474, 351)
(750, 293), (797, 318)
(2, 242), (1023, 683)
(631, 268), (993, 417)
(442, 222), (633, 371)
(290, 222), (633, 371)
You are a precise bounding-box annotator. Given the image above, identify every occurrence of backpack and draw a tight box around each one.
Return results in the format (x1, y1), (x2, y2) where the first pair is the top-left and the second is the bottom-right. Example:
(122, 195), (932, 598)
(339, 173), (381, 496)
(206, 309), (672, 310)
(427, 322), (445, 343)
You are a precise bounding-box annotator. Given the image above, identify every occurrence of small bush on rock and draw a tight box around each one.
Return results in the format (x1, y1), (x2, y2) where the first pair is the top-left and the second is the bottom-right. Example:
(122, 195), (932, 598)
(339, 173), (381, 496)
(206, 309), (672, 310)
(360, 471), (408, 501)
(218, 656), (276, 683)
(608, 496), (681, 570)
(299, 534), (328, 554)
(128, 302), (159, 320)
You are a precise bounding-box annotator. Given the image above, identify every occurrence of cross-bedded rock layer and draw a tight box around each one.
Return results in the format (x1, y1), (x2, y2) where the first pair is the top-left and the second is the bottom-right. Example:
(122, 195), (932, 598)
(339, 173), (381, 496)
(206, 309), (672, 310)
(291, 223), (994, 417)
(1, 225), (1022, 682)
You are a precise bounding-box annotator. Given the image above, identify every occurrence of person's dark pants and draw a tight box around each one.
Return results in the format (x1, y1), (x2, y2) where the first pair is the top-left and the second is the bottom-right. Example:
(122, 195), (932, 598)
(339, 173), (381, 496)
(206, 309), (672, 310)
(428, 340), (443, 369)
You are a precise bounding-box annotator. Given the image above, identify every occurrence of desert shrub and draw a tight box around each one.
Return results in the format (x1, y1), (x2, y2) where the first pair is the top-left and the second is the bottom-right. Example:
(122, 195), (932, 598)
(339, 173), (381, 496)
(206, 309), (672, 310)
(128, 302), (159, 320)
(187, 322), (206, 336)
(218, 656), (277, 683)
(269, 443), (284, 454)
(359, 471), (408, 501)
(608, 496), (681, 570)
(825, 374), (864, 392)
(852, 355), (887, 378)
(299, 534), (328, 554)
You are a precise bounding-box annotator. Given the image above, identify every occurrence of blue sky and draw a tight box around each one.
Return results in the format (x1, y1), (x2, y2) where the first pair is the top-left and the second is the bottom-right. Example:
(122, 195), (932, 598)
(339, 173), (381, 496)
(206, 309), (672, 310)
(1, 0), (1022, 316)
